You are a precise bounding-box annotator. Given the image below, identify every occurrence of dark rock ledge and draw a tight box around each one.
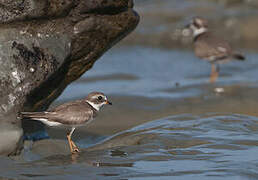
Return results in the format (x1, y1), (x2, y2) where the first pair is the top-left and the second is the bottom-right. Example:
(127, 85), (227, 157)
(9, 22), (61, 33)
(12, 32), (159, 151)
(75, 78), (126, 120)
(0, 0), (139, 156)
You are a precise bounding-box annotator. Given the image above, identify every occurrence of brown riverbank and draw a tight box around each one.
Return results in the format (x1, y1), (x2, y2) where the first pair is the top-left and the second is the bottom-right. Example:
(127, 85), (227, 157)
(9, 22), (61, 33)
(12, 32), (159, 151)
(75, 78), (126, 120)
(121, 0), (258, 51)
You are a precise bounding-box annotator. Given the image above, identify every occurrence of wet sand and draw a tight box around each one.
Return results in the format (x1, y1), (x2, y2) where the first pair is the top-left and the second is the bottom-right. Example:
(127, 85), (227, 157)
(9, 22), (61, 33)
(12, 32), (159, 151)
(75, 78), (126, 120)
(123, 0), (258, 50)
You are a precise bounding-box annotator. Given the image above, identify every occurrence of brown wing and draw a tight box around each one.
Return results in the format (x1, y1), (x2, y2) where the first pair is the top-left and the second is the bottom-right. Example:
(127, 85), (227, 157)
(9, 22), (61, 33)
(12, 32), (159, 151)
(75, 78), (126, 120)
(46, 101), (96, 125)
(194, 32), (232, 62)
(50, 99), (83, 112)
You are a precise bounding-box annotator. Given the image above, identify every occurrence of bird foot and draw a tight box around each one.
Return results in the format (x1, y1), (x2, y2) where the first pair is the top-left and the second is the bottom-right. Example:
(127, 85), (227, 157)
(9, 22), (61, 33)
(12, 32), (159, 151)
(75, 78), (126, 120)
(71, 140), (80, 153)
(72, 148), (80, 154)
(67, 134), (80, 154)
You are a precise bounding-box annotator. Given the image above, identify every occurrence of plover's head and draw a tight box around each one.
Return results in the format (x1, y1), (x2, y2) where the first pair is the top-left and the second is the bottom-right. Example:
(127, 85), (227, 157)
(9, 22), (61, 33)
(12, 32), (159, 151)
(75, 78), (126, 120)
(86, 92), (112, 111)
(188, 17), (208, 37)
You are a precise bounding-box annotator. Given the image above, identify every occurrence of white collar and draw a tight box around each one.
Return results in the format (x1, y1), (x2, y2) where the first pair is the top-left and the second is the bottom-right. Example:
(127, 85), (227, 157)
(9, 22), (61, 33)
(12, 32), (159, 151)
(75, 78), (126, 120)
(193, 27), (207, 37)
(87, 100), (102, 111)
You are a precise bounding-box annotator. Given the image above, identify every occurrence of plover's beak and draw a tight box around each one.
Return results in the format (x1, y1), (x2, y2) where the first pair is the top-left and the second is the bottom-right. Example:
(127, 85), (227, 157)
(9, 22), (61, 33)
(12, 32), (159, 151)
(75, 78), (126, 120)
(105, 100), (112, 105)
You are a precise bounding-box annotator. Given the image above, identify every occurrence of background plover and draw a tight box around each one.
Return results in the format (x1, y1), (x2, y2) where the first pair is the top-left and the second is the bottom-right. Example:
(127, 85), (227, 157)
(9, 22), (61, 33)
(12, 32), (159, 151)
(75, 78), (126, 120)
(186, 17), (245, 83)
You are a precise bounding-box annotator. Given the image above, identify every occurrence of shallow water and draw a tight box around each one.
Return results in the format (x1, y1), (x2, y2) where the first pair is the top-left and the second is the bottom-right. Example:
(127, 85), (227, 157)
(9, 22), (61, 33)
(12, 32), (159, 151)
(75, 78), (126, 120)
(3, 113), (258, 179)
(1, 45), (258, 179)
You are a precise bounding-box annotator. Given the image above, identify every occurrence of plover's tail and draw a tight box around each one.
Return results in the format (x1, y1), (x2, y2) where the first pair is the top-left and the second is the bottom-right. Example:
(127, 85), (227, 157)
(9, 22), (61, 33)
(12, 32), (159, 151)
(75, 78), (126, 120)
(20, 112), (48, 119)
(20, 112), (61, 126)
(232, 53), (245, 61)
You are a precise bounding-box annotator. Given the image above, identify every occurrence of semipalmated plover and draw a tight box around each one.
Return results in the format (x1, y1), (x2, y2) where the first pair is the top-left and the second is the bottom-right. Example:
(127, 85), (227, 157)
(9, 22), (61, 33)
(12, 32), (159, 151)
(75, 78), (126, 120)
(20, 92), (112, 154)
(186, 17), (245, 83)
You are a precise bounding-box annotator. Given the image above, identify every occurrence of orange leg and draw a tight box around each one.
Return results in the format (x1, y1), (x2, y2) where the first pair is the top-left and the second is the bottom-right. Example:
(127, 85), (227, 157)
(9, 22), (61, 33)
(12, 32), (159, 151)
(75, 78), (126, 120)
(67, 127), (80, 154)
(71, 140), (80, 153)
(67, 133), (74, 153)
(210, 64), (219, 83)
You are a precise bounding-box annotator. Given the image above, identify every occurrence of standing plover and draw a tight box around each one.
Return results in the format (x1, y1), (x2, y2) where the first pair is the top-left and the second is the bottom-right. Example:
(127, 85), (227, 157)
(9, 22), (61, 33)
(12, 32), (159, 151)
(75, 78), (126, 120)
(186, 17), (245, 83)
(20, 92), (112, 154)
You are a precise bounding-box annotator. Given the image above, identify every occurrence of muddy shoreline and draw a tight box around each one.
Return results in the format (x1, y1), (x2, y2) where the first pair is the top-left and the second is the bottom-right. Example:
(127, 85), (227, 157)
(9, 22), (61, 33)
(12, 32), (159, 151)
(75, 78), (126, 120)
(122, 0), (258, 51)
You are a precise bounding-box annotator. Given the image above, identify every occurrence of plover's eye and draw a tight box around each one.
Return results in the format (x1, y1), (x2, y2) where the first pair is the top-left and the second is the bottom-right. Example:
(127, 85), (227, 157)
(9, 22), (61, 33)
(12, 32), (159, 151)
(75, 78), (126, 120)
(98, 96), (102, 100)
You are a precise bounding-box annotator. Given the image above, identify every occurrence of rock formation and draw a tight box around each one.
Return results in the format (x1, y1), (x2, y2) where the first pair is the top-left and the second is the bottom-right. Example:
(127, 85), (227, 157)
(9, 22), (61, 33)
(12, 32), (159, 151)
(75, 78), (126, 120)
(0, 0), (139, 155)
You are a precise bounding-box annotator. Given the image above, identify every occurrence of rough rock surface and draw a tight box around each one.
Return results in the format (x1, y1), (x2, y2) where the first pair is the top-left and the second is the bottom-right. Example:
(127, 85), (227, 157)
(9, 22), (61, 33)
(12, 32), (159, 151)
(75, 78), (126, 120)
(0, 0), (139, 155)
